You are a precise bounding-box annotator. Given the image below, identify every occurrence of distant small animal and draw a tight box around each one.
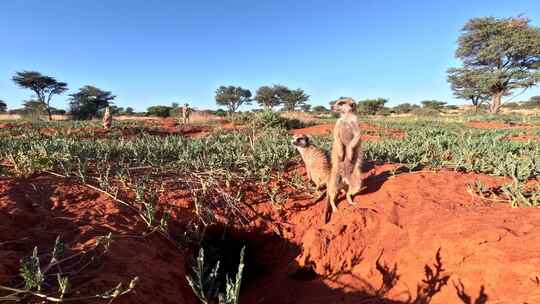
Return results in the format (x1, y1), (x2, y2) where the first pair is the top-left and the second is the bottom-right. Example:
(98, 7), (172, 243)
(181, 103), (191, 124)
(291, 134), (331, 191)
(325, 97), (364, 223)
(103, 107), (112, 129)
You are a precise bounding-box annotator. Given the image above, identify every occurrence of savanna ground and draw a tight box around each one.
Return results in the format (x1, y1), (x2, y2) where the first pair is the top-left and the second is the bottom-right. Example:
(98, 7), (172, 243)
(1, 111), (540, 304)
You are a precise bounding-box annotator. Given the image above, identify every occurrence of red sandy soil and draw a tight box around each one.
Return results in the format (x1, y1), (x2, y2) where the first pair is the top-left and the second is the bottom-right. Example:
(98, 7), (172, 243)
(466, 120), (540, 129)
(14, 124), (214, 140)
(1, 164), (540, 303)
(504, 134), (540, 142)
(291, 123), (405, 141)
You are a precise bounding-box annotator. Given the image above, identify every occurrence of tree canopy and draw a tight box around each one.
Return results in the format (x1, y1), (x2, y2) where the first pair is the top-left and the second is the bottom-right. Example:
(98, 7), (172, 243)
(0, 100), (6, 113)
(255, 85), (283, 109)
(447, 68), (490, 110)
(281, 88), (310, 111)
(146, 105), (172, 117)
(421, 100), (447, 110)
(521, 95), (540, 108)
(69, 86), (116, 120)
(447, 16), (540, 113)
(254, 85), (310, 111)
(215, 86), (252, 113)
(12, 71), (68, 120)
(356, 98), (388, 115)
(312, 105), (329, 113)
(392, 103), (420, 114)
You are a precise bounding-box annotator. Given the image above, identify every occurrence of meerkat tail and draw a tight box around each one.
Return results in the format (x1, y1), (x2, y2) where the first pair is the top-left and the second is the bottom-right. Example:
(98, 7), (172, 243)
(323, 194), (333, 224)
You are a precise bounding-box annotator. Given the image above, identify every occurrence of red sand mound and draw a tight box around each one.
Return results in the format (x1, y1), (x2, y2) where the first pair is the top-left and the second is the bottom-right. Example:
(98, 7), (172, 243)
(2, 164), (540, 303)
(291, 123), (404, 141)
(284, 165), (540, 303)
(0, 175), (196, 304)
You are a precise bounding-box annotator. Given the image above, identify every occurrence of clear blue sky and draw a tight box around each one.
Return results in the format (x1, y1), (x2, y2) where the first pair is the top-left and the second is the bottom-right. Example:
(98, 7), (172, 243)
(1, 0), (539, 111)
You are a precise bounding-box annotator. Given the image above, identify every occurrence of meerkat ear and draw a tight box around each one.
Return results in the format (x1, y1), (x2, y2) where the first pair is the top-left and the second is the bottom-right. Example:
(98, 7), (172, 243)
(350, 101), (357, 112)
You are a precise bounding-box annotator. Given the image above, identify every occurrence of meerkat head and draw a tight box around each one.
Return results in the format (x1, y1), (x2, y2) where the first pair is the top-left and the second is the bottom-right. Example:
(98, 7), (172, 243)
(291, 134), (311, 148)
(331, 98), (356, 114)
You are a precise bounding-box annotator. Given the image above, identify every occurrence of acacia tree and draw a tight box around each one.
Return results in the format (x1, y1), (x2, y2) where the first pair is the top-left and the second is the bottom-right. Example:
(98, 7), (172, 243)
(393, 103), (420, 114)
(357, 98), (388, 115)
(255, 85), (282, 109)
(125, 107), (135, 115)
(215, 86), (252, 113)
(69, 86), (116, 120)
(282, 88), (310, 111)
(0, 100), (6, 112)
(312, 105), (329, 113)
(447, 16), (540, 113)
(421, 100), (447, 110)
(447, 68), (490, 111)
(12, 71), (68, 120)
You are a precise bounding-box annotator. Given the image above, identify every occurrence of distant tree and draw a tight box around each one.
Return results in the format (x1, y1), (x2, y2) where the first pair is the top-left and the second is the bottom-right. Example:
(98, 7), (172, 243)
(282, 88), (310, 111)
(421, 100), (447, 110)
(215, 86), (252, 113)
(12, 71), (68, 120)
(300, 104), (311, 112)
(447, 68), (490, 111)
(124, 107), (135, 115)
(447, 16), (540, 113)
(20, 100), (47, 119)
(502, 102), (521, 109)
(213, 109), (228, 116)
(393, 103), (420, 114)
(146, 105), (172, 117)
(53, 108), (66, 115)
(357, 98), (388, 115)
(529, 96), (540, 107)
(255, 85), (282, 109)
(312, 105), (329, 113)
(445, 104), (460, 110)
(169, 102), (182, 117)
(109, 106), (125, 115)
(0, 100), (6, 113)
(521, 96), (540, 108)
(69, 86), (116, 120)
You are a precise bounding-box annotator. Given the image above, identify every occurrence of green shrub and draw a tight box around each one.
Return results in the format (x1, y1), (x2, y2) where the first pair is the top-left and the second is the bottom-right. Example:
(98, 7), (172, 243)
(249, 110), (304, 130)
(412, 107), (440, 116)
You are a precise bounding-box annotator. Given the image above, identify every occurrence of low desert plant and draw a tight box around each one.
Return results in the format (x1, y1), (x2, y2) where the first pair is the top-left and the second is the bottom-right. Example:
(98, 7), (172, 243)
(186, 247), (246, 304)
(0, 235), (138, 303)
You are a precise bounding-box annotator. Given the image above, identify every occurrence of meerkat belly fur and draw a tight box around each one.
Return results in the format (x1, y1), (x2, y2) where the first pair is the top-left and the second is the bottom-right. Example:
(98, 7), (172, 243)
(291, 134), (331, 190)
(103, 107), (112, 129)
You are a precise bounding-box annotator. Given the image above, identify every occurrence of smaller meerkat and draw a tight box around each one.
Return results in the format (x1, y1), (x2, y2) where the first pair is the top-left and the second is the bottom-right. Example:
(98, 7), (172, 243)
(103, 106), (112, 129)
(291, 134), (331, 191)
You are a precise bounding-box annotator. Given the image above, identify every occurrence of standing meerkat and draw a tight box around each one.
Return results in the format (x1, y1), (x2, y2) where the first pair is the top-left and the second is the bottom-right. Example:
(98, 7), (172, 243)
(291, 134), (331, 191)
(181, 103), (191, 124)
(103, 106), (112, 129)
(325, 97), (363, 222)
